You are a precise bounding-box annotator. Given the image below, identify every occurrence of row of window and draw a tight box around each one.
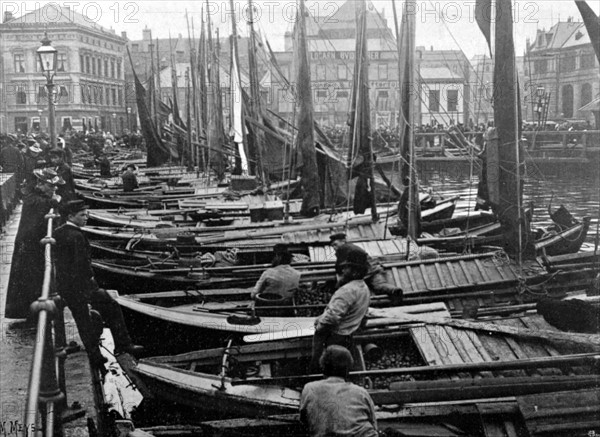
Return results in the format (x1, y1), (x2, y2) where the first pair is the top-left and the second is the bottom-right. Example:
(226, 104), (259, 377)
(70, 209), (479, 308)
(534, 52), (597, 74)
(14, 85), (69, 104)
(13, 53), (68, 73)
(80, 83), (124, 106)
(11, 52), (123, 78)
(80, 54), (122, 78)
(299, 63), (391, 82)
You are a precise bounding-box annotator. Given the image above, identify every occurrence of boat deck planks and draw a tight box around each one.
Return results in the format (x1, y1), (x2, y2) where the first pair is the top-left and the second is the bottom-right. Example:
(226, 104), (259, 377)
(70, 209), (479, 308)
(516, 389), (600, 435)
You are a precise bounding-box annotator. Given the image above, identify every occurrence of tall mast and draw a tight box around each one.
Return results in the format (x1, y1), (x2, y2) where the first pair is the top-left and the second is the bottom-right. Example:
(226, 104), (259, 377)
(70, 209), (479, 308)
(295, 0), (321, 216)
(247, 0), (266, 184)
(229, 0), (248, 174)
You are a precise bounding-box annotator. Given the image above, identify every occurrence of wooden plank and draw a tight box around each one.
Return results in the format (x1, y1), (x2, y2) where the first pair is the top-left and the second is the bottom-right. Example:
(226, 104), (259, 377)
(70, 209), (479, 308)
(459, 260), (476, 284)
(405, 266), (419, 293)
(391, 267), (402, 289)
(445, 261), (462, 287)
(474, 259), (490, 282)
(410, 327), (443, 366)
(419, 264), (432, 290)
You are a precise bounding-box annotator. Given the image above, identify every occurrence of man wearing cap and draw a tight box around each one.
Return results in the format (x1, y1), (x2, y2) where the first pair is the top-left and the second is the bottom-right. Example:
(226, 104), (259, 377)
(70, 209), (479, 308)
(329, 233), (403, 302)
(301, 345), (378, 437)
(309, 245), (371, 373)
(251, 244), (300, 304)
(54, 200), (143, 366)
(5, 169), (64, 319)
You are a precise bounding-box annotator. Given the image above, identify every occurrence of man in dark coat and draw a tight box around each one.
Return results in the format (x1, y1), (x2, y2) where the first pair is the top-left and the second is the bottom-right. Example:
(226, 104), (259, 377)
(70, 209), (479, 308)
(0, 137), (24, 182)
(54, 200), (143, 366)
(5, 168), (64, 319)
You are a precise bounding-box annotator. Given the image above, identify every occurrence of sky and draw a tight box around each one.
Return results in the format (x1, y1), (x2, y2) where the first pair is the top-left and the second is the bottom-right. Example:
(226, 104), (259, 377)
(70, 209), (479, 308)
(3, 1), (599, 58)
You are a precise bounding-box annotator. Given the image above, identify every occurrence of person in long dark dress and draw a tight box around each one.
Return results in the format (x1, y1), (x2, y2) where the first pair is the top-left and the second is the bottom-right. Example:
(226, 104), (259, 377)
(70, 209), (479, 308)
(4, 168), (64, 319)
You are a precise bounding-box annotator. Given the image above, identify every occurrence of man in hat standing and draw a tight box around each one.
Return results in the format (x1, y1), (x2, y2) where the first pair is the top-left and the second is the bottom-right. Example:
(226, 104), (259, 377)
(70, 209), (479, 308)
(309, 245), (371, 372)
(0, 134), (24, 180)
(329, 233), (403, 302)
(54, 200), (143, 366)
(5, 169), (64, 319)
(301, 345), (378, 437)
(251, 244), (301, 304)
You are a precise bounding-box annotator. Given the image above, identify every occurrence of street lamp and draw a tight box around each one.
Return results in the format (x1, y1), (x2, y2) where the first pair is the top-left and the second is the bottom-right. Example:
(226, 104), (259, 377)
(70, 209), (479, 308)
(112, 112), (116, 134)
(37, 32), (57, 148)
(37, 109), (43, 132)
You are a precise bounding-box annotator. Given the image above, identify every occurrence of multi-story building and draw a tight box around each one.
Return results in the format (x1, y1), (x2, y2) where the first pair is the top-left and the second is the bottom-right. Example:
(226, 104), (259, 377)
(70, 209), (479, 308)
(0, 4), (128, 134)
(526, 18), (599, 125)
(269, 1), (472, 128)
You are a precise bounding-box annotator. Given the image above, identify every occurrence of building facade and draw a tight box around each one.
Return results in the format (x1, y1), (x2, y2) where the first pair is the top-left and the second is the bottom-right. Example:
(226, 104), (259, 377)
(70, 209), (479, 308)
(526, 19), (599, 125)
(0, 4), (128, 135)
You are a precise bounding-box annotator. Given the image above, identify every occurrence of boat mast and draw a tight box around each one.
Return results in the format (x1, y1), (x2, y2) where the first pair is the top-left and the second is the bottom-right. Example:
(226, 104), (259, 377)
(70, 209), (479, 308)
(295, 0), (321, 216)
(394, 0), (418, 238)
(229, 0), (248, 174)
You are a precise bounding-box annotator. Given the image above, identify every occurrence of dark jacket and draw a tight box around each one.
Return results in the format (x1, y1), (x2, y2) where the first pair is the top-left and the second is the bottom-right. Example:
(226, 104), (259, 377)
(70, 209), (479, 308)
(4, 189), (58, 318)
(122, 170), (138, 192)
(53, 223), (98, 303)
(0, 144), (24, 177)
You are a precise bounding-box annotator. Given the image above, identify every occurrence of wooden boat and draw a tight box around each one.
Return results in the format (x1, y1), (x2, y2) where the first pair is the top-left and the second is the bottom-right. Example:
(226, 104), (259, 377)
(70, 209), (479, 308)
(127, 305), (600, 419)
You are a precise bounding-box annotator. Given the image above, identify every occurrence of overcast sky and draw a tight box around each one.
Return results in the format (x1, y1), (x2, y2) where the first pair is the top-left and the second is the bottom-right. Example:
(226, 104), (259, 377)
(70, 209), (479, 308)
(6, 1), (600, 58)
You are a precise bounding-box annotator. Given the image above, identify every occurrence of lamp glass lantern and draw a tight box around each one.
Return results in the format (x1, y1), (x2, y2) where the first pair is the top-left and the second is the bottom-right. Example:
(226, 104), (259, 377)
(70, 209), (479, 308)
(536, 85), (545, 98)
(37, 33), (57, 79)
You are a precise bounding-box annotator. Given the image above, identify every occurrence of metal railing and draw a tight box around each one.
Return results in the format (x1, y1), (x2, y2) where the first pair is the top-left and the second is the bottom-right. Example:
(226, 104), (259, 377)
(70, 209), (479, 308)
(24, 207), (67, 437)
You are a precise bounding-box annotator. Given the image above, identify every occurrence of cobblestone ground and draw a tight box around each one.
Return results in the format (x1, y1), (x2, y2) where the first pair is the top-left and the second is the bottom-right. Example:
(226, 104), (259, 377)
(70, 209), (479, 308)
(1, 205), (94, 436)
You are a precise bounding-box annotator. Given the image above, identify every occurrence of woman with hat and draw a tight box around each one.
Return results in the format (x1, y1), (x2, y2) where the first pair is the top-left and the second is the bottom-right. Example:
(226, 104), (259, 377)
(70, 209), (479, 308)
(47, 147), (76, 201)
(5, 168), (64, 319)
(21, 140), (46, 195)
(309, 245), (371, 373)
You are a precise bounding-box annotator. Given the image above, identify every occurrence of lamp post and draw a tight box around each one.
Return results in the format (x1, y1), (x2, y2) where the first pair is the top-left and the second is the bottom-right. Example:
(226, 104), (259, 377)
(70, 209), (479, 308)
(37, 32), (57, 148)
(126, 107), (132, 133)
(37, 109), (43, 132)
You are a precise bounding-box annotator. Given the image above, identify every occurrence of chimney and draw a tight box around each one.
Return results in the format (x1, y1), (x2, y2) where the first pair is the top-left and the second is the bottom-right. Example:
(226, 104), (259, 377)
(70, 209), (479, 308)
(142, 27), (152, 41)
(3, 11), (14, 22)
(121, 31), (128, 39)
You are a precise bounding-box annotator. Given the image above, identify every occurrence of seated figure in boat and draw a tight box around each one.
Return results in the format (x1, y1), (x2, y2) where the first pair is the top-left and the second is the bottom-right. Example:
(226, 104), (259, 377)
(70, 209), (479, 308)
(121, 164), (139, 192)
(329, 233), (403, 303)
(251, 244), (300, 305)
(310, 245), (371, 373)
(301, 345), (378, 437)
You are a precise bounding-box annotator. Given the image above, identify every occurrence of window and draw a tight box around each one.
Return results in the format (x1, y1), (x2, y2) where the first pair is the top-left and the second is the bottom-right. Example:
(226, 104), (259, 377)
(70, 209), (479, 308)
(104, 60), (109, 77)
(57, 53), (67, 72)
(105, 87), (110, 105)
(86, 56), (90, 74)
(16, 86), (27, 104)
(581, 83), (593, 107)
(429, 90), (440, 112)
(111, 88), (117, 106)
(80, 54), (84, 72)
(118, 88), (123, 106)
(111, 60), (115, 78)
(316, 64), (326, 81)
(336, 90), (349, 99)
(81, 84), (86, 104)
(376, 90), (389, 111)
(534, 59), (547, 74)
(98, 86), (103, 105)
(92, 57), (96, 75)
(38, 85), (47, 103)
(447, 89), (459, 112)
(581, 53), (595, 69)
(14, 54), (25, 73)
(378, 64), (388, 80)
(562, 84), (573, 118)
(58, 86), (69, 102)
(117, 61), (122, 79)
(337, 64), (347, 80)
(15, 117), (28, 134)
(560, 55), (576, 73)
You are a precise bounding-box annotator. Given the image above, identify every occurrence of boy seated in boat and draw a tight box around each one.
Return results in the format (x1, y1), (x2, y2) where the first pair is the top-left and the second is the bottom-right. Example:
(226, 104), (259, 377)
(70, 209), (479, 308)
(301, 345), (378, 437)
(121, 164), (139, 192)
(251, 244), (300, 305)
